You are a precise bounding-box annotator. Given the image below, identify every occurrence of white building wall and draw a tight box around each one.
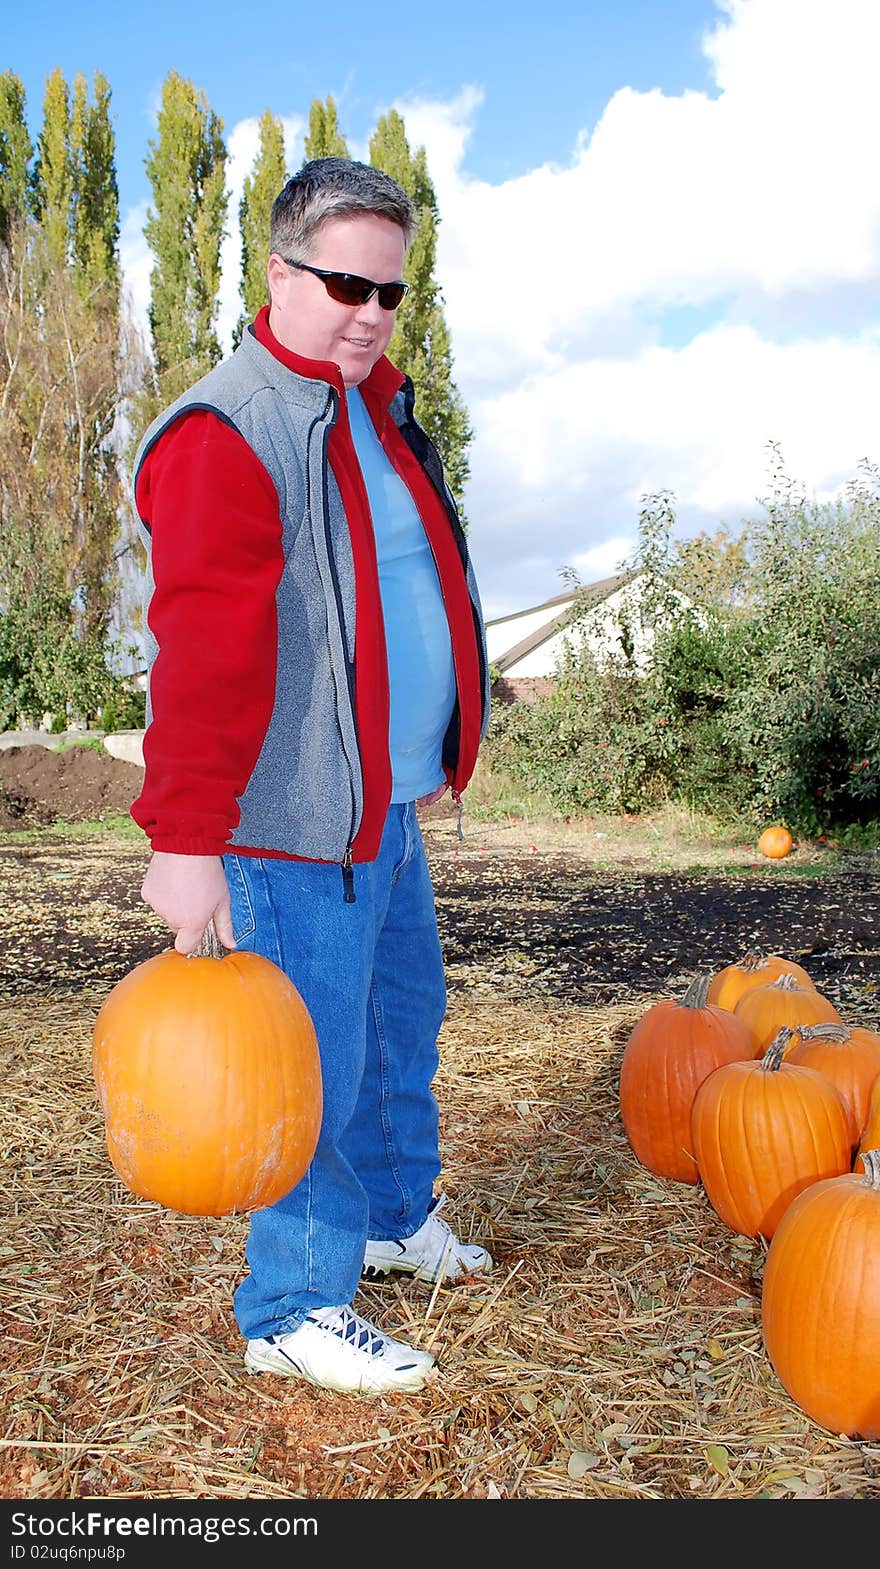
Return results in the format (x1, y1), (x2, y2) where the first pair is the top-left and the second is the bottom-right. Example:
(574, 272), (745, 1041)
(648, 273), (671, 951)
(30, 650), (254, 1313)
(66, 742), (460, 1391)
(495, 577), (695, 679)
(484, 599), (577, 664)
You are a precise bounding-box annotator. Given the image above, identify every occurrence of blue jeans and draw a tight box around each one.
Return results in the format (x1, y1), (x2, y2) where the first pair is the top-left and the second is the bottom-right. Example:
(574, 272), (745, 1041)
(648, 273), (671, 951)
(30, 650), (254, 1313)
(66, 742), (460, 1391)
(224, 802), (445, 1341)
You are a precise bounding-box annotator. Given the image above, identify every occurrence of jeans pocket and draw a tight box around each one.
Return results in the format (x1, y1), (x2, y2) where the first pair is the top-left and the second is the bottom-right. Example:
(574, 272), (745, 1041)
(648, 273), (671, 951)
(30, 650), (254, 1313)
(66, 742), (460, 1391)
(224, 854), (256, 944)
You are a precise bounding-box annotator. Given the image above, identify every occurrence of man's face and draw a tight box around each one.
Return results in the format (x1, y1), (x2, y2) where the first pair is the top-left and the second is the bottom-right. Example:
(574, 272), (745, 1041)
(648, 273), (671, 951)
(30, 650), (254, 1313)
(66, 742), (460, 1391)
(267, 212), (406, 388)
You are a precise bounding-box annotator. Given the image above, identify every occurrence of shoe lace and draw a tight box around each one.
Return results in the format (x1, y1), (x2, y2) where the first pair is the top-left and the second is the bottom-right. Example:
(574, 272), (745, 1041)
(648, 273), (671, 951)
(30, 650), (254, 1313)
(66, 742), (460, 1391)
(316, 1306), (389, 1359)
(422, 1196), (458, 1269)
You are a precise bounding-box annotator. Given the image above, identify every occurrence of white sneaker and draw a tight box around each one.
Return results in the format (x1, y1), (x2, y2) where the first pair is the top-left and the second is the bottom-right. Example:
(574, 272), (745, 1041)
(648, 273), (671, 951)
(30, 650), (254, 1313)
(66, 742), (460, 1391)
(244, 1305), (435, 1394)
(363, 1195), (493, 1285)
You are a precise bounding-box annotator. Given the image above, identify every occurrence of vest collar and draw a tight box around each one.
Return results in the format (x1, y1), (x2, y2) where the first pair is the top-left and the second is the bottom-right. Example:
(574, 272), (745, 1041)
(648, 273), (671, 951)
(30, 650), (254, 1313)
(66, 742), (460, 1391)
(250, 306), (405, 414)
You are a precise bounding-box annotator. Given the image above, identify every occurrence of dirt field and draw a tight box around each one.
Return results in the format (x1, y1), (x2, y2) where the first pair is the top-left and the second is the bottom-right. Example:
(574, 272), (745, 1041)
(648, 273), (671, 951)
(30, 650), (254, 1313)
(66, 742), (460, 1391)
(1, 743), (879, 1500)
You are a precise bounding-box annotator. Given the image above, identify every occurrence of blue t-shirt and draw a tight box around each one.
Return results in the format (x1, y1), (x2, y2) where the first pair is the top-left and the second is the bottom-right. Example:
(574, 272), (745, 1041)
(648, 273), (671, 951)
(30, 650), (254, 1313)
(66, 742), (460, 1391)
(347, 388), (456, 803)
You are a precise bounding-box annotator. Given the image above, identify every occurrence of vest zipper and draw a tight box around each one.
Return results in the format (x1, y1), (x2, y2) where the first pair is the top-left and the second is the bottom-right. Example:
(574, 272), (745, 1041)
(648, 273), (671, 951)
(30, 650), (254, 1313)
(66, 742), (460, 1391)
(319, 409), (360, 904)
(341, 844), (356, 903)
(452, 788), (465, 841)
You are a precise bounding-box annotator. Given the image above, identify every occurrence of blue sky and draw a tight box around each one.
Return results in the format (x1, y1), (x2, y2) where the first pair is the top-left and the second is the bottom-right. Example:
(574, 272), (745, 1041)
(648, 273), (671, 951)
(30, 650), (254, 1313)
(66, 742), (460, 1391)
(8, 0), (718, 210)
(6, 0), (880, 621)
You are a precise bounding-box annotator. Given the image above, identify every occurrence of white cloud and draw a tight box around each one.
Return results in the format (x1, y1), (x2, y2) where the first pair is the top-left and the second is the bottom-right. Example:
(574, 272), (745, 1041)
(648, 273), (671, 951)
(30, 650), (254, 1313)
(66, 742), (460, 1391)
(466, 322), (880, 617)
(388, 0), (880, 615)
(119, 201), (151, 348)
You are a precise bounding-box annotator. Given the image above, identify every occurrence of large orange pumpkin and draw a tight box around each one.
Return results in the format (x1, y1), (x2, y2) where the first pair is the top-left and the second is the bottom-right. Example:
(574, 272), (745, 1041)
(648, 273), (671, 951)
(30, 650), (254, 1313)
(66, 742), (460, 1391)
(855, 1077), (880, 1174)
(690, 1032), (851, 1238)
(732, 972), (842, 1057)
(761, 1149), (880, 1439)
(785, 1021), (880, 1151)
(618, 974), (756, 1184)
(707, 952), (815, 1013)
(92, 942), (323, 1217)
(758, 825), (793, 859)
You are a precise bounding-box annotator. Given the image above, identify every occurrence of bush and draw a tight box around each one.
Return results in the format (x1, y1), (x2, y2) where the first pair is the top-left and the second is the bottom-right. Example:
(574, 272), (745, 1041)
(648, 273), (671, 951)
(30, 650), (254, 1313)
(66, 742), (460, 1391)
(98, 682), (146, 733)
(0, 576), (135, 733)
(488, 654), (668, 816)
(484, 457), (880, 834)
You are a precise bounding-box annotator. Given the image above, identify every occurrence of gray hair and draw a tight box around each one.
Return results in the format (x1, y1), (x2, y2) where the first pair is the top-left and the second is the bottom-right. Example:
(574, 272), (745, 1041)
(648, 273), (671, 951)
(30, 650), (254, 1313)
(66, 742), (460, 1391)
(270, 158), (416, 258)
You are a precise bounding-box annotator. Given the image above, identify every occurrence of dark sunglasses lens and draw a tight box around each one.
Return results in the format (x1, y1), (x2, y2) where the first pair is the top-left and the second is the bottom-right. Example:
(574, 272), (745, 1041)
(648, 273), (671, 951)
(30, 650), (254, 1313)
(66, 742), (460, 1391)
(377, 282), (407, 309)
(322, 273), (406, 309)
(323, 274), (371, 306)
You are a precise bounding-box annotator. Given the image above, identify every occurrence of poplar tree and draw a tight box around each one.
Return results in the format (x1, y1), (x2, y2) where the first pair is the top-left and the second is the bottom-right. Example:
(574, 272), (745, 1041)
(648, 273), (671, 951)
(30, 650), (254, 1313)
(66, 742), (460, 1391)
(0, 71), (142, 725)
(304, 96), (349, 160)
(0, 72), (34, 245)
(33, 68), (72, 266)
(369, 110), (473, 517)
(70, 70), (119, 300)
(235, 108), (286, 347)
(143, 71), (228, 406)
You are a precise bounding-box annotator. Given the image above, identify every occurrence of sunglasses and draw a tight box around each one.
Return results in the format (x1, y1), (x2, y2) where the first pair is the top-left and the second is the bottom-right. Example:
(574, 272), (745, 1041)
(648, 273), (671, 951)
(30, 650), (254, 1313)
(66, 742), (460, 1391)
(283, 258), (409, 311)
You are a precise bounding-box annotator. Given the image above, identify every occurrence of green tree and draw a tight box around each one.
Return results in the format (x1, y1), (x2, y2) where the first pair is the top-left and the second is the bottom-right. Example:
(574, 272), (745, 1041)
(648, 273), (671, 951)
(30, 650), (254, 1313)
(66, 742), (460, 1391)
(671, 525), (753, 607)
(0, 220), (143, 724)
(304, 95), (349, 160)
(0, 71), (144, 726)
(143, 71), (228, 408)
(70, 70), (119, 299)
(235, 108), (286, 347)
(369, 110), (473, 517)
(33, 67), (72, 266)
(486, 457), (880, 834)
(727, 451), (880, 830)
(0, 72), (34, 245)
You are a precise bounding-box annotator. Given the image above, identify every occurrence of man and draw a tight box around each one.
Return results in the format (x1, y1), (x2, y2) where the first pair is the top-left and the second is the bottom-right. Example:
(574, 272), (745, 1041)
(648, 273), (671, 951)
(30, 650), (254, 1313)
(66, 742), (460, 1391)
(131, 158), (492, 1396)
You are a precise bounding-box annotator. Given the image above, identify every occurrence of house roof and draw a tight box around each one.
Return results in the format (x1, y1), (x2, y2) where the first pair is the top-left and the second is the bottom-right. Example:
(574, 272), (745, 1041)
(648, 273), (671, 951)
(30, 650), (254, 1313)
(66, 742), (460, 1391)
(486, 573), (630, 675)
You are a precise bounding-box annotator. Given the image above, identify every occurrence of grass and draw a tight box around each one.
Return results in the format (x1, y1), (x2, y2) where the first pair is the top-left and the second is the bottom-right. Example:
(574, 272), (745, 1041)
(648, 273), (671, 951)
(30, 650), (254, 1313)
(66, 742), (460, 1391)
(45, 735), (109, 755)
(463, 754), (560, 822)
(457, 755), (864, 877)
(0, 813), (144, 845)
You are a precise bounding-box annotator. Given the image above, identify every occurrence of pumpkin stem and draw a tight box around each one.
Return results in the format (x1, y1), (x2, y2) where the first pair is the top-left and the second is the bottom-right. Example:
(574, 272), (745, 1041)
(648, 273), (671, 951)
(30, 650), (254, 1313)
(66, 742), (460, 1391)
(796, 1022), (851, 1044)
(860, 1150), (880, 1187)
(740, 952), (764, 972)
(190, 920), (226, 961)
(768, 973), (802, 992)
(761, 1028), (793, 1070)
(680, 974), (712, 1010)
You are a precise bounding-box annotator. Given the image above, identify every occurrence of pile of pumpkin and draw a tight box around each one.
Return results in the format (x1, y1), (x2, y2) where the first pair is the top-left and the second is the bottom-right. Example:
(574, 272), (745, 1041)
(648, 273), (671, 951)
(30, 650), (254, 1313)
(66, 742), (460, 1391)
(618, 952), (880, 1442)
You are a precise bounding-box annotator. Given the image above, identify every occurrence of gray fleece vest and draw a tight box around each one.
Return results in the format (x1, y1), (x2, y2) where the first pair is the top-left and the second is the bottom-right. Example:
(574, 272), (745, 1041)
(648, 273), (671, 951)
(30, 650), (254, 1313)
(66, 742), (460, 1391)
(133, 326), (489, 863)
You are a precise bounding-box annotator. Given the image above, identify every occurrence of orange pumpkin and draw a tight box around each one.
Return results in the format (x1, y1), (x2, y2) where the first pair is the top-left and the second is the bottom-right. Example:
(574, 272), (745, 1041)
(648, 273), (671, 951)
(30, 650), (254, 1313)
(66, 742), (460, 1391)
(785, 1021), (880, 1150)
(758, 825), (793, 859)
(707, 952), (816, 1013)
(690, 1031), (851, 1238)
(733, 972), (842, 1057)
(855, 1077), (880, 1174)
(761, 1150), (880, 1439)
(92, 942), (323, 1217)
(618, 974), (756, 1184)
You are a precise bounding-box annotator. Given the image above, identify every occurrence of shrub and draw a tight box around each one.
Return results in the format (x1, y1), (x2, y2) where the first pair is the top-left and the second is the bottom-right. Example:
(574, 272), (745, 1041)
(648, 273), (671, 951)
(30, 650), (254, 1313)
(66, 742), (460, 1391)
(484, 455), (880, 835)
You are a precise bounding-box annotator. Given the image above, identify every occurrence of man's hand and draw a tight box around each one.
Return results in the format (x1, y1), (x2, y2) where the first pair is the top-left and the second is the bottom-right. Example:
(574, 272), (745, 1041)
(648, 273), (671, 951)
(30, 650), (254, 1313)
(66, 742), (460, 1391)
(417, 783), (449, 808)
(140, 852), (236, 955)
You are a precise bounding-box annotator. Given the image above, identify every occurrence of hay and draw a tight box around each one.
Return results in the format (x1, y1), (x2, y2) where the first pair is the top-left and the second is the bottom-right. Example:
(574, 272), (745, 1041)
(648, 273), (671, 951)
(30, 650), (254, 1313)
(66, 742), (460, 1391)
(1, 987), (878, 1501)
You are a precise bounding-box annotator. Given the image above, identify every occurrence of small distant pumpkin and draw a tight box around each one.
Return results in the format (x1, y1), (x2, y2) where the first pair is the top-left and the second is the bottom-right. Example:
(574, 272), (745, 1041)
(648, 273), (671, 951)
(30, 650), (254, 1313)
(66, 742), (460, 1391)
(758, 825), (793, 859)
